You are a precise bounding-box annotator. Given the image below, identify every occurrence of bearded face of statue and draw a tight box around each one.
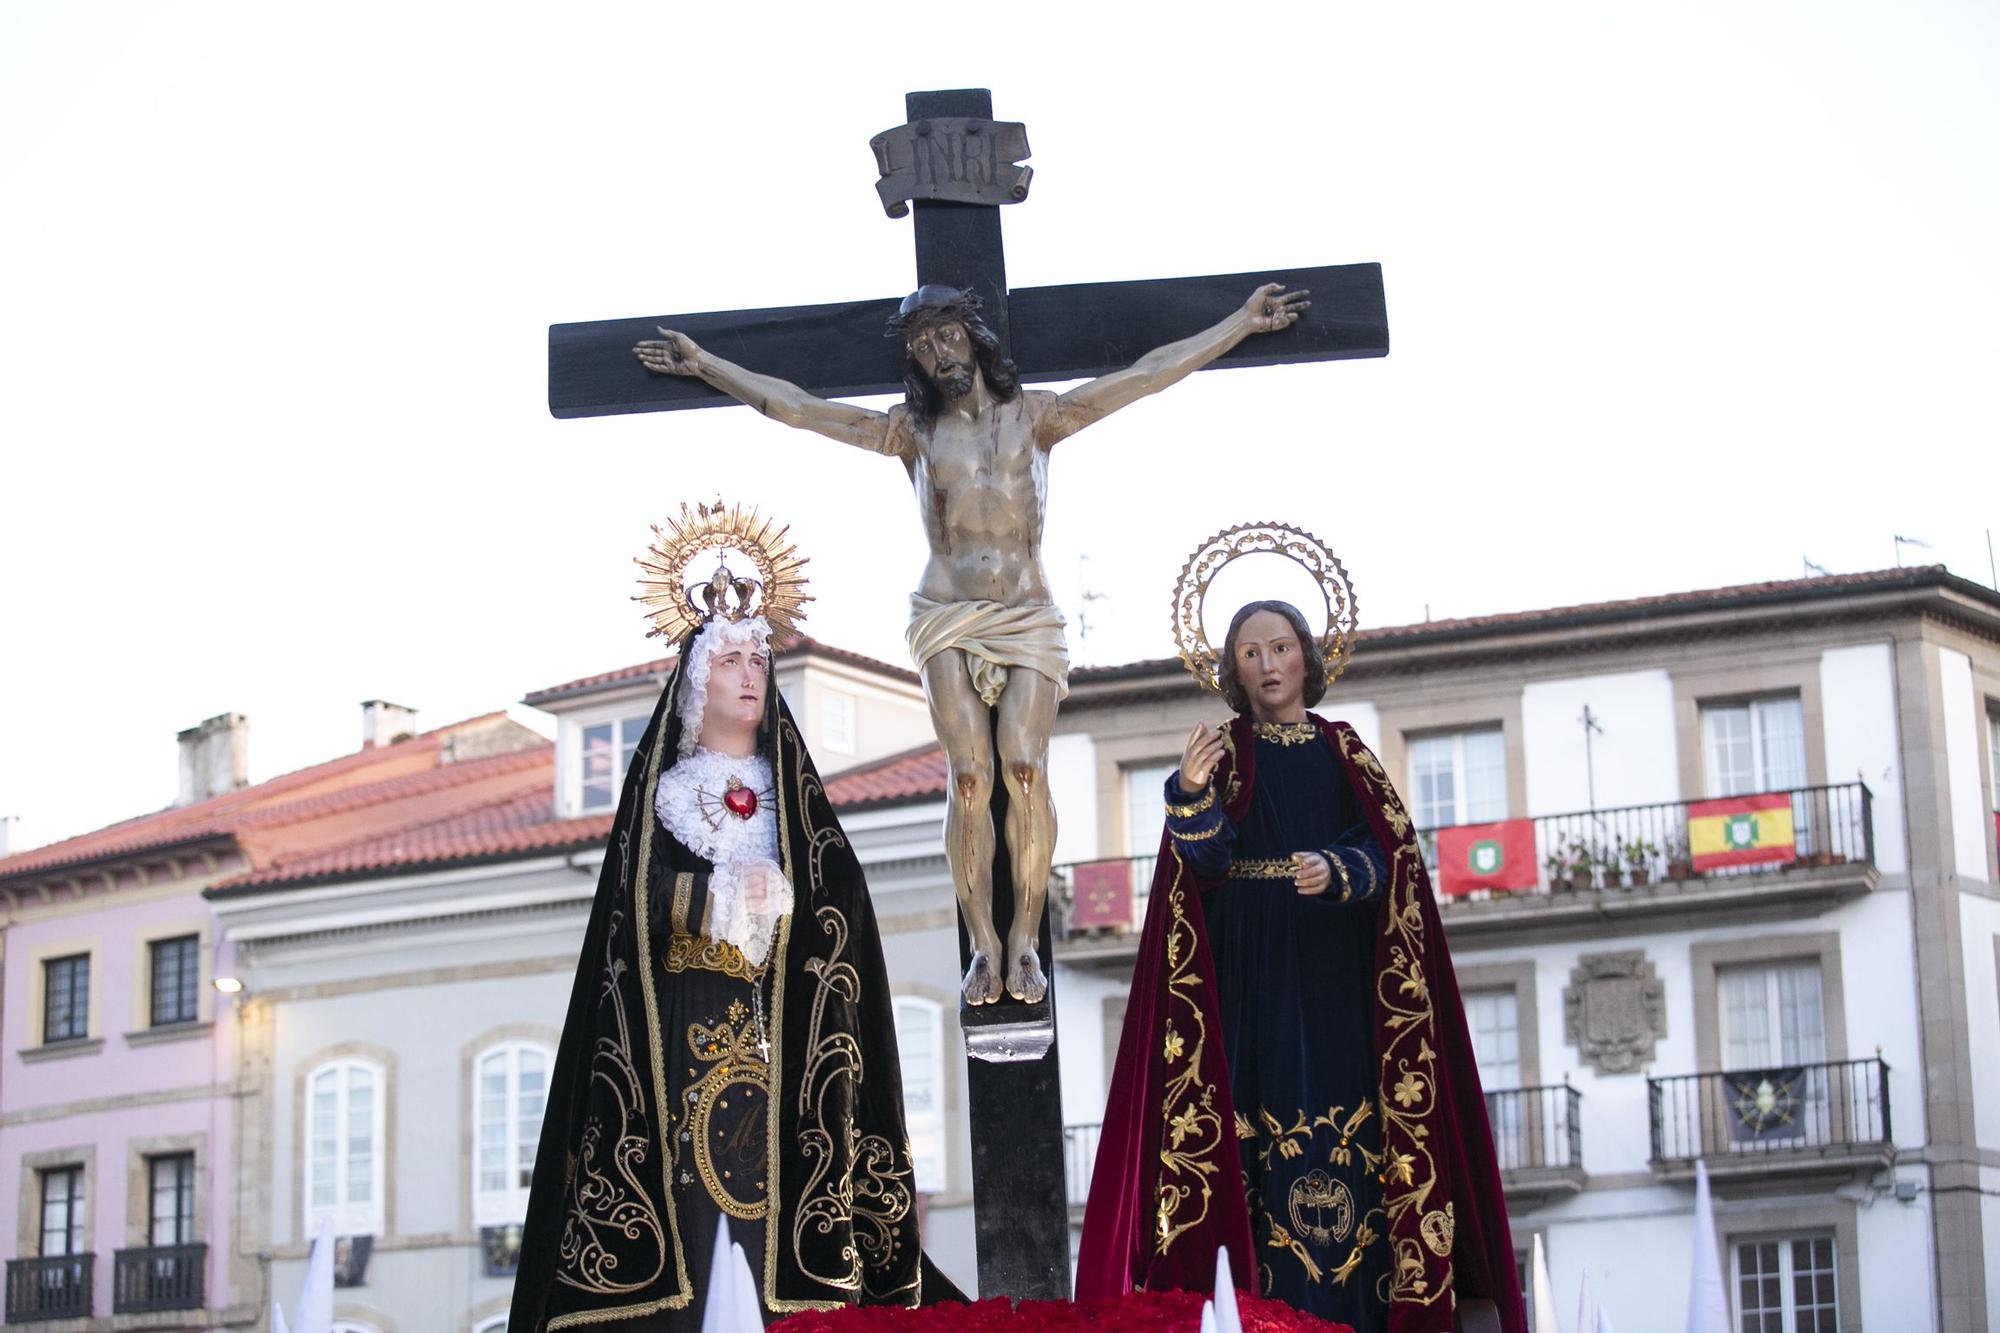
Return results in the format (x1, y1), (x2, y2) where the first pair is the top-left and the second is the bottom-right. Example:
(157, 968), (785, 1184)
(906, 319), (976, 400)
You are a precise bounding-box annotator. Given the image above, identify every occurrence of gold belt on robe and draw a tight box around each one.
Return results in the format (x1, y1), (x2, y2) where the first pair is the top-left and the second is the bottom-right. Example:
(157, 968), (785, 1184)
(1228, 857), (1302, 880)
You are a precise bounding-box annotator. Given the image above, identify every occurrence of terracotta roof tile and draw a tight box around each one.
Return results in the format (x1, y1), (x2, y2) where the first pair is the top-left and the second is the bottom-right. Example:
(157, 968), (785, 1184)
(823, 744), (949, 810)
(0, 715), (544, 883)
(1071, 564), (1977, 684)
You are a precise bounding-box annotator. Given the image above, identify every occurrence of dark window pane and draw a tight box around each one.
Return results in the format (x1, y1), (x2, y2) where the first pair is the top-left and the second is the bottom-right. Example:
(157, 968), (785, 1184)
(43, 954), (90, 1043)
(582, 723), (615, 810)
(150, 935), (200, 1026)
(149, 1152), (196, 1245)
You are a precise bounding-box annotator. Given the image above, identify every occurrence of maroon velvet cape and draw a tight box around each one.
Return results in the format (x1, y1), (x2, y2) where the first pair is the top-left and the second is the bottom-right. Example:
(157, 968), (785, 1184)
(1076, 716), (1524, 1333)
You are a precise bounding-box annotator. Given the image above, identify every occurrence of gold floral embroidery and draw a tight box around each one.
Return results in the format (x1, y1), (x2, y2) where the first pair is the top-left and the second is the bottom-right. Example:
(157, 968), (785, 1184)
(679, 1004), (772, 1221)
(663, 931), (761, 981)
(1264, 1222), (1325, 1283)
(1252, 720), (1318, 746)
(1171, 822), (1225, 842)
(1325, 851), (1355, 900)
(1163, 1024), (1185, 1064)
(1337, 724), (1452, 1309)
(1165, 785), (1215, 818)
(1227, 858), (1301, 879)
(1154, 853), (1224, 1254)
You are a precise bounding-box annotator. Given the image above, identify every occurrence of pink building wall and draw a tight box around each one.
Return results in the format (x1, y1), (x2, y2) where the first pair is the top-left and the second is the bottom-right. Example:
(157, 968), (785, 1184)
(0, 885), (240, 1320)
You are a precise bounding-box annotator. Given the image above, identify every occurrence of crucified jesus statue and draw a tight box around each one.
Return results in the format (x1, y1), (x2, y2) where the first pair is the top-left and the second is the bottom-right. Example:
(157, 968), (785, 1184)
(636, 282), (1309, 1006)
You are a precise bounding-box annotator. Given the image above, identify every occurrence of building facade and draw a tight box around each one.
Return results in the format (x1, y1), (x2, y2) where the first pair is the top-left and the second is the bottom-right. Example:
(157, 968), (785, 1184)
(5, 568), (1995, 1331)
(0, 707), (545, 1331)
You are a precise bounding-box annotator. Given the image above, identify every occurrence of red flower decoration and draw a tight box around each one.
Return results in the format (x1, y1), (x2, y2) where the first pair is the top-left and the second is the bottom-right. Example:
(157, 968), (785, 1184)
(770, 1290), (1350, 1333)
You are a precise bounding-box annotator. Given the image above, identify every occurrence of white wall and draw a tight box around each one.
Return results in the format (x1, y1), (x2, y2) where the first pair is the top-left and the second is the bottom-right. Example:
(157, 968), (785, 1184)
(1820, 642), (1908, 874)
(1959, 895), (2000, 1151)
(1940, 648), (1991, 881)
(1327, 698), (1380, 755)
(1521, 670), (1679, 816)
(1048, 733), (1099, 863)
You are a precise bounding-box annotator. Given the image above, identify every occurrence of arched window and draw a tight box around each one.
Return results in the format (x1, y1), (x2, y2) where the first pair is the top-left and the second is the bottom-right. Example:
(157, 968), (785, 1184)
(892, 997), (945, 1193)
(474, 1043), (550, 1225)
(304, 1059), (385, 1237)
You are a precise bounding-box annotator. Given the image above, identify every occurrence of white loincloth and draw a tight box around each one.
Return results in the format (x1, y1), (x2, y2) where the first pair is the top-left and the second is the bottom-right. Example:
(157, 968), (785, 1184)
(906, 595), (1071, 707)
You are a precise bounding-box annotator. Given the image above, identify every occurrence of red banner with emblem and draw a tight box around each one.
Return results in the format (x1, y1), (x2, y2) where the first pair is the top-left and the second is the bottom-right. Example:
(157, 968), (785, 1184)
(1070, 860), (1135, 929)
(1435, 819), (1539, 896)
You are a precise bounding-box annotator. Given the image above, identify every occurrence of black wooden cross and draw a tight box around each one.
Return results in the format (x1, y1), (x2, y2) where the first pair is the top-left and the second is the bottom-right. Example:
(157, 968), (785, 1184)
(548, 87), (1388, 1306)
(547, 92), (1387, 419)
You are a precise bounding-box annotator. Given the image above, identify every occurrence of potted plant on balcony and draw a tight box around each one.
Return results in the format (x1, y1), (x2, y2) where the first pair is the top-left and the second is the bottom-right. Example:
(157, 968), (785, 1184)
(1568, 839), (1598, 891)
(1545, 845), (1576, 893)
(1664, 833), (1693, 881)
(1620, 837), (1659, 887)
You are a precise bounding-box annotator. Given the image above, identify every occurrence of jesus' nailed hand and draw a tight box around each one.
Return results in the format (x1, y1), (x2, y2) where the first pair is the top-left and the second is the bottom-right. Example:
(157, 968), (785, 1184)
(634, 283), (1309, 1007)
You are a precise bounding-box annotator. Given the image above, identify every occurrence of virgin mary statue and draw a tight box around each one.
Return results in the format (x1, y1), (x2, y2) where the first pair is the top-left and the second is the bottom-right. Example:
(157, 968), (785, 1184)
(1077, 524), (1524, 1333)
(510, 503), (947, 1330)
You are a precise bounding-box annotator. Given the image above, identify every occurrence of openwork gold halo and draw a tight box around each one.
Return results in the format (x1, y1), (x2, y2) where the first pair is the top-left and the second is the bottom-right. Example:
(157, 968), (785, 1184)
(634, 499), (813, 643)
(1171, 521), (1358, 695)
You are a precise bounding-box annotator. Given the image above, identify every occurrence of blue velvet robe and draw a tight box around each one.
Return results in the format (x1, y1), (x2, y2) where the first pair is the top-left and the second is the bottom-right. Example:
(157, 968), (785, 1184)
(1166, 728), (1392, 1326)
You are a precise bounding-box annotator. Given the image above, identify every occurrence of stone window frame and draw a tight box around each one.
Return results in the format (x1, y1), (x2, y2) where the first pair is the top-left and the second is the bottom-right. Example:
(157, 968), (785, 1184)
(892, 982), (966, 1205)
(1671, 655), (1828, 802)
(1689, 932), (1849, 1075)
(1372, 685), (1526, 826)
(23, 935), (103, 1053)
(16, 1145), (94, 1259)
(458, 1022), (560, 1236)
(1717, 1199), (1860, 1329)
(128, 915), (215, 1035)
(123, 1132), (207, 1249)
(294, 1042), (397, 1243)
(1453, 960), (1541, 1090)
(1087, 730), (1184, 861)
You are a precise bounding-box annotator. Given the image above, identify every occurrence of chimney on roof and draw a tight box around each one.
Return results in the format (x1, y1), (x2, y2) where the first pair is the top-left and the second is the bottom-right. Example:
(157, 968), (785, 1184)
(0, 816), (16, 857)
(176, 713), (249, 807)
(361, 700), (420, 749)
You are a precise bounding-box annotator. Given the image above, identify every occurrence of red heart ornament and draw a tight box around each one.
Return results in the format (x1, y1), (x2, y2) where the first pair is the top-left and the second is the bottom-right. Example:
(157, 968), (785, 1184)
(722, 783), (758, 819)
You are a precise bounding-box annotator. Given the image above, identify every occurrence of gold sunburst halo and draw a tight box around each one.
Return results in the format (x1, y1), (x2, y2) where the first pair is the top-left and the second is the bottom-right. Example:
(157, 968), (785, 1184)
(634, 499), (813, 643)
(1170, 521), (1358, 695)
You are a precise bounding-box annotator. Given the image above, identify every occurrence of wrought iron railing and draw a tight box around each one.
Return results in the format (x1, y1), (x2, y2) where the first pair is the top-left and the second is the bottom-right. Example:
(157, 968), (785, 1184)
(5, 1254), (93, 1322)
(1051, 855), (1157, 936)
(112, 1243), (205, 1313)
(1063, 1122), (1102, 1209)
(1425, 781), (1873, 899)
(1054, 784), (1875, 932)
(1485, 1083), (1583, 1174)
(1648, 1056), (1891, 1164)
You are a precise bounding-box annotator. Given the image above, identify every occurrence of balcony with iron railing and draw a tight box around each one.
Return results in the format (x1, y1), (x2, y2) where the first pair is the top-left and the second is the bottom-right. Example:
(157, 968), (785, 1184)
(4, 1254), (93, 1323)
(1051, 782), (1878, 955)
(1486, 1082), (1586, 1201)
(112, 1242), (205, 1314)
(1648, 1056), (1893, 1183)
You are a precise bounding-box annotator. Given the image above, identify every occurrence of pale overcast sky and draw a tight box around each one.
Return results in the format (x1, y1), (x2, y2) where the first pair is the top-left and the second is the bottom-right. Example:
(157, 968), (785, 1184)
(2, 1), (1994, 852)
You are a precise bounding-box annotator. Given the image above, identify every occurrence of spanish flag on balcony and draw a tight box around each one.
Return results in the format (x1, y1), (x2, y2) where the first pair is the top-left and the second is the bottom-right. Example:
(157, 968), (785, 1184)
(1688, 792), (1796, 871)
(1436, 818), (1538, 896)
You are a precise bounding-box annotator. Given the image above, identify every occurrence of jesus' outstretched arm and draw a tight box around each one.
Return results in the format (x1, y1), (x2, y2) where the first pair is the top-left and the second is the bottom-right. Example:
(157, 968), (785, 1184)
(634, 329), (910, 457)
(1034, 282), (1309, 446)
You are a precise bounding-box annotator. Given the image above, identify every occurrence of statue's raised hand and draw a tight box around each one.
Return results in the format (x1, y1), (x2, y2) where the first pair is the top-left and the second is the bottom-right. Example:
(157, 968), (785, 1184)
(1242, 282), (1310, 334)
(635, 328), (703, 376)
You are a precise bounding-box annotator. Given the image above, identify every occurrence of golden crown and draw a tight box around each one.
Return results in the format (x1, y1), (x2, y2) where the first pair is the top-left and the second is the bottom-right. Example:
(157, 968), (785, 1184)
(1170, 520), (1358, 695)
(634, 500), (812, 643)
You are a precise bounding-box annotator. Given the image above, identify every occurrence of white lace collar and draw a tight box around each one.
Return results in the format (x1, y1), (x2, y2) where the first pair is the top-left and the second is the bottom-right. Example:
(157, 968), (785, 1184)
(653, 746), (779, 867)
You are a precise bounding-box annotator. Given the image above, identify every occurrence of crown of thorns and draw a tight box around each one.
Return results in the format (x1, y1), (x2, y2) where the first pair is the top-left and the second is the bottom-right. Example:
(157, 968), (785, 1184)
(885, 284), (986, 339)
